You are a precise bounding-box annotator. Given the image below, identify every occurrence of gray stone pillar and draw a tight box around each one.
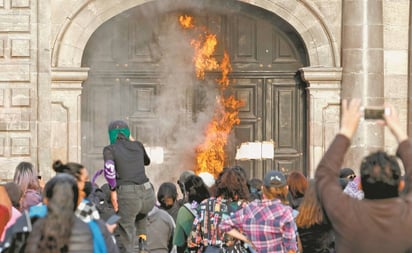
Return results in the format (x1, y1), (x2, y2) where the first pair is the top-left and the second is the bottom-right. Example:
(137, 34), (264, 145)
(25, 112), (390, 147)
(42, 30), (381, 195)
(299, 67), (342, 177)
(38, 0), (52, 178)
(51, 67), (89, 170)
(341, 0), (384, 168)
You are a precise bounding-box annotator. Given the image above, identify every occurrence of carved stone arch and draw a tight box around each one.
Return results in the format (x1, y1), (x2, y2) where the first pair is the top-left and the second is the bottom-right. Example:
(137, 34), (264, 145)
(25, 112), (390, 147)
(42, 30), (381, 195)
(51, 0), (338, 68)
(49, 0), (341, 177)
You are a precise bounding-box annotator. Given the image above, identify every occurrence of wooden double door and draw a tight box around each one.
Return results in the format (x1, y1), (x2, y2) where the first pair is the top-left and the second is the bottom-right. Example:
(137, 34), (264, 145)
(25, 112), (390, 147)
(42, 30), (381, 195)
(81, 0), (308, 180)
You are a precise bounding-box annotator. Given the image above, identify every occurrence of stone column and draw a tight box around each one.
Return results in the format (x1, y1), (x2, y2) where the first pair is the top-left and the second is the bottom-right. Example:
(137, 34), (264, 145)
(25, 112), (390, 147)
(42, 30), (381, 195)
(38, 0), (52, 178)
(341, 0), (384, 168)
(51, 67), (89, 166)
(299, 67), (342, 177)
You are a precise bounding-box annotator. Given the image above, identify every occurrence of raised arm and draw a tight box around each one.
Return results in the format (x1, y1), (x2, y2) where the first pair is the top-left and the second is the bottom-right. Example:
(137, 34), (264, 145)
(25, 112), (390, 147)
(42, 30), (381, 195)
(338, 99), (362, 139)
(381, 104), (408, 143)
(382, 104), (412, 193)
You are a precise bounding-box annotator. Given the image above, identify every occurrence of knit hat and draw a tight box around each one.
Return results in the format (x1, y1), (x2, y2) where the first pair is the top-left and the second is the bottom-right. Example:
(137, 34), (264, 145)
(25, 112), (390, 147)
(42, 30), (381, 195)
(263, 170), (287, 187)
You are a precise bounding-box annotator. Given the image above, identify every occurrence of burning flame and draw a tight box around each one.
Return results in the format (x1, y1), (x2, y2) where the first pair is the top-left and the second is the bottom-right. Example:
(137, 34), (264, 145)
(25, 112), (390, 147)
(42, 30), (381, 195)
(217, 52), (232, 89)
(195, 94), (244, 176)
(179, 15), (194, 29)
(191, 34), (219, 79)
(179, 15), (245, 178)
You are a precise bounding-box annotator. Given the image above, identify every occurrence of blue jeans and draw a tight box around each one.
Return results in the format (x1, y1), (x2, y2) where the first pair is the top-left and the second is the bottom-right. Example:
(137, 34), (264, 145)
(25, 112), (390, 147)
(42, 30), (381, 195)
(116, 182), (155, 253)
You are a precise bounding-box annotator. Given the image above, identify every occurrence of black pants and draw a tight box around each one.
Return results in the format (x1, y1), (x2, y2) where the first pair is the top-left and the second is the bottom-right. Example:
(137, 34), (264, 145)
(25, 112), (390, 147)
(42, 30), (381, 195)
(116, 182), (155, 253)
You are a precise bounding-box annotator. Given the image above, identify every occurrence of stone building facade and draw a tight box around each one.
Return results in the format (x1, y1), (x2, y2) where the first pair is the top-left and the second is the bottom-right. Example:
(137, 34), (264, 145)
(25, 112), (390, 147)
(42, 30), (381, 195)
(0, 0), (410, 184)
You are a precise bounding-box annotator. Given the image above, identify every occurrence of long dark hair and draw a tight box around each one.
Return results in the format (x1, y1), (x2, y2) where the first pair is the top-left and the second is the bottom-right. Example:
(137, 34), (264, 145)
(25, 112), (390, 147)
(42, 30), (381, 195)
(37, 174), (78, 253)
(287, 171), (308, 198)
(215, 167), (250, 201)
(185, 175), (210, 204)
(296, 180), (324, 228)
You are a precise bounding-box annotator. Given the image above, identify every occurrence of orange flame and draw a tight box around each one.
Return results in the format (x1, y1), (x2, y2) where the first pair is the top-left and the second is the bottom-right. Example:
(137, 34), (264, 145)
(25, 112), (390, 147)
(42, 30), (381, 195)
(179, 15), (194, 29)
(191, 34), (219, 79)
(179, 15), (244, 178)
(217, 52), (232, 89)
(195, 95), (245, 176)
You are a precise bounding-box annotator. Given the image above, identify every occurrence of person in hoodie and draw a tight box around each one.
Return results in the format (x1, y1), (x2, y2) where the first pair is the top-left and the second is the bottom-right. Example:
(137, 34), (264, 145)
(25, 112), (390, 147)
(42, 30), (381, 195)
(157, 182), (181, 222)
(145, 203), (176, 253)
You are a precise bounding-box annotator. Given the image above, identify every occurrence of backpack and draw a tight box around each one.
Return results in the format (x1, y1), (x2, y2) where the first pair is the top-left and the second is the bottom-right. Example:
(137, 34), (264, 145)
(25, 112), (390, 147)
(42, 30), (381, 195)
(88, 170), (116, 221)
(0, 211), (36, 253)
(86, 186), (115, 221)
(199, 198), (250, 253)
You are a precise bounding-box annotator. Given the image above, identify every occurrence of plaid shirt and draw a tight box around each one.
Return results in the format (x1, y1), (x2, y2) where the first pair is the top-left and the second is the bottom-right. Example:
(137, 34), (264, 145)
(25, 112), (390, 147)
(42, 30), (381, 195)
(220, 198), (298, 253)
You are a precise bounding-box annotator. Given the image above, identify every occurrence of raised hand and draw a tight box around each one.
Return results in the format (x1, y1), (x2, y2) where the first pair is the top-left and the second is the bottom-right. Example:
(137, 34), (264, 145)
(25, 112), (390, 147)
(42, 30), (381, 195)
(339, 99), (362, 139)
(381, 104), (408, 143)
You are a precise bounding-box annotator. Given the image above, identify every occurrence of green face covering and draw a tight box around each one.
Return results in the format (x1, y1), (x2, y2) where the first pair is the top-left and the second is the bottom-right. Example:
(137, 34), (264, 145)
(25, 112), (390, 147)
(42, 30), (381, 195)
(109, 128), (130, 144)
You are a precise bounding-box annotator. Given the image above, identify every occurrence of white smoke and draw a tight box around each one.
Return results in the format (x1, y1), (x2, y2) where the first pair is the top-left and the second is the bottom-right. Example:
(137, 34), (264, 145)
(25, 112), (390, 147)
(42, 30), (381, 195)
(144, 11), (219, 186)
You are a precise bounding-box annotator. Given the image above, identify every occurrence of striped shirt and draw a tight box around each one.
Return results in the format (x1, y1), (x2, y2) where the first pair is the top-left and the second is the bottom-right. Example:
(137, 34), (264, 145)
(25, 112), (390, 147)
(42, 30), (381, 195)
(220, 198), (298, 253)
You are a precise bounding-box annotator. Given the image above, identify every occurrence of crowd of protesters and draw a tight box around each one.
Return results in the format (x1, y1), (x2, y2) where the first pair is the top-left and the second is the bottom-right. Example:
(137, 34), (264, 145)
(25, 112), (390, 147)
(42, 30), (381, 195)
(1, 100), (412, 253)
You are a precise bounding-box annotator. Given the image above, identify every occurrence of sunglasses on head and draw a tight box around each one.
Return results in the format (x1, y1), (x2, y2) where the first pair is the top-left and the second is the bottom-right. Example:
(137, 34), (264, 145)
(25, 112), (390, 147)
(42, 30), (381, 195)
(346, 174), (356, 180)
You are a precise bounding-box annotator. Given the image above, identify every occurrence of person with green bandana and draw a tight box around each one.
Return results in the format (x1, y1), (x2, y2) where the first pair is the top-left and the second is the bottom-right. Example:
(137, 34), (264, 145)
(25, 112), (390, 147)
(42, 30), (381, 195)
(103, 120), (155, 253)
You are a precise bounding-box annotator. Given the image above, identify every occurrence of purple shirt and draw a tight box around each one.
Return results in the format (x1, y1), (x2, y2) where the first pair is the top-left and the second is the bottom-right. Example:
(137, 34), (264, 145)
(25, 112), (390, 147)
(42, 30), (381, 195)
(220, 198), (297, 253)
(22, 189), (42, 211)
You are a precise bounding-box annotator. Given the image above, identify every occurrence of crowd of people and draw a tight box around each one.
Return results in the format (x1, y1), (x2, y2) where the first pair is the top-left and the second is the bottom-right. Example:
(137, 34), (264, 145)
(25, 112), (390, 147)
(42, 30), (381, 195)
(1, 100), (412, 253)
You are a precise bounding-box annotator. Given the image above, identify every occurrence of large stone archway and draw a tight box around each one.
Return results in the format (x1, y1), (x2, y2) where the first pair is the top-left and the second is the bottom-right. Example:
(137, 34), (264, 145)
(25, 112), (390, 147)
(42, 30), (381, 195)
(49, 0), (342, 177)
(51, 0), (339, 68)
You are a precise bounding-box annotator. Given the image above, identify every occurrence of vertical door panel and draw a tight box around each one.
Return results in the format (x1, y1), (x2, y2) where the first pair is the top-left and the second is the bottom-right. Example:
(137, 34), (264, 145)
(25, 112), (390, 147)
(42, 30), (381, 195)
(229, 77), (263, 178)
(268, 77), (304, 174)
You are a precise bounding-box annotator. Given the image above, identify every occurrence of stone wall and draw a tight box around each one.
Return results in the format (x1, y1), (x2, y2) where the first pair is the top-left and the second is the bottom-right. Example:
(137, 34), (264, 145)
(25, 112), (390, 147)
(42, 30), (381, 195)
(0, 0), (410, 181)
(383, 0), (410, 155)
(0, 0), (38, 181)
